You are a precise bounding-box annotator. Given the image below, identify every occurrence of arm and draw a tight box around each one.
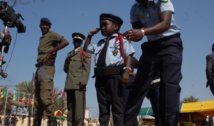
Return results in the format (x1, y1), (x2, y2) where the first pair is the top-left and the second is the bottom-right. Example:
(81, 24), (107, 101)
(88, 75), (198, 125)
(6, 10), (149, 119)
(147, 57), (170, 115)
(124, 11), (172, 42)
(48, 38), (69, 55)
(44, 38), (69, 64)
(0, 31), (11, 40)
(63, 54), (70, 73)
(143, 11), (172, 35)
(79, 52), (92, 86)
(121, 55), (132, 85)
(206, 55), (213, 85)
(83, 28), (100, 51)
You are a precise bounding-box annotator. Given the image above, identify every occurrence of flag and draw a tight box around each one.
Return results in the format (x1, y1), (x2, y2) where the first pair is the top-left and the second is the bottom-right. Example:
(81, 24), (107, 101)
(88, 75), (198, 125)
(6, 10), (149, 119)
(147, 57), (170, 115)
(61, 91), (66, 97)
(13, 92), (19, 101)
(0, 90), (6, 98)
(28, 95), (34, 105)
(20, 94), (27, 103)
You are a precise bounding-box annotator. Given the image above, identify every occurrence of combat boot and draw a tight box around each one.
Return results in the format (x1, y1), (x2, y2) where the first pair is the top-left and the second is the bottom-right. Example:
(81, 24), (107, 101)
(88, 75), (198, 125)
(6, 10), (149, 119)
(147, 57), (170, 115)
(33, 117), (42, 126)
(47, 116), (57, 126)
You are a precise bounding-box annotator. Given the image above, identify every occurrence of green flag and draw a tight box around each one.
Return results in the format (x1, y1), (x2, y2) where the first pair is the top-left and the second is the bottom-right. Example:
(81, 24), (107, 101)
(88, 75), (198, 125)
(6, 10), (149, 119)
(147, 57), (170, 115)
(0, 90), (7, 98)
(13, 92), (19, 100)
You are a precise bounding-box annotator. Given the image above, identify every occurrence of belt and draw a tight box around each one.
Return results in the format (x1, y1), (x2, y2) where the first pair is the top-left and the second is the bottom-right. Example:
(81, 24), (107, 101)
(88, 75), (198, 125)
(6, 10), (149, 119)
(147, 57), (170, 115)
(149, 33), (180, 42)
(94, 67), (123, 77)
(35, 61), (54, 68)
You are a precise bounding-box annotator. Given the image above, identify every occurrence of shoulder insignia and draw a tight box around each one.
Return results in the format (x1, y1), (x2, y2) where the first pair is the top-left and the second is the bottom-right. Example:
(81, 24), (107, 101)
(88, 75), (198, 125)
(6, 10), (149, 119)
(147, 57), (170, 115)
(160, 0), (168, 2)
(80, 50), (92, 62)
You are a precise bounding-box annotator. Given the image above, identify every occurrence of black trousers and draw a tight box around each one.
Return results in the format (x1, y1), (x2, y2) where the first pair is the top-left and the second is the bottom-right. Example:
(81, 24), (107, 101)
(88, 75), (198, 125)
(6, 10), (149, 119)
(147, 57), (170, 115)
(149, 83), (180, 126)
(124, 34), (183, 126)
(95, 75), (126, 126)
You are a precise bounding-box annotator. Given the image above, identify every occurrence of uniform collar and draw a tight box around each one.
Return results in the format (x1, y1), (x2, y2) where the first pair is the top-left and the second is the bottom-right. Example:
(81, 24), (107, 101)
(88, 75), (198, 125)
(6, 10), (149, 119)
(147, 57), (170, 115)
(74, 47), (82, 53)
(40, 31), (51, 39)
(105, 33), (118, 39)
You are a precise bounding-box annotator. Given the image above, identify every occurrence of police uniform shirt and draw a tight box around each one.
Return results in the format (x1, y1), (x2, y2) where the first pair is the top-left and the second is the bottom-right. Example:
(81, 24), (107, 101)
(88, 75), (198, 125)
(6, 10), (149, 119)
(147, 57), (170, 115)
(86, 33), (135, 67)
(37, 31), (63, 63)
(130, 0), (181, 41)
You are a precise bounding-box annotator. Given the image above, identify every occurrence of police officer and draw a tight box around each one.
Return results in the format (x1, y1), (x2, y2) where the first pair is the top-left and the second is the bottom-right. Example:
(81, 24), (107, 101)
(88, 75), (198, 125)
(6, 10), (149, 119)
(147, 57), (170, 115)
(34, 17), (69, 126)
(84, 13), (135, 126)
(64, 32), (91, 126)
(124, 0), (183, 126)
(206, 43), (214, 95)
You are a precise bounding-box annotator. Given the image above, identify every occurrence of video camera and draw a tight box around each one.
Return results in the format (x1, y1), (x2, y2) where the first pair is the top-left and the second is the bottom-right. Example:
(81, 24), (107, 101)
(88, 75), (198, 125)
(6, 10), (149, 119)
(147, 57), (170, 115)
(0, 1), (26, 78)
(0, 1), (26, 33)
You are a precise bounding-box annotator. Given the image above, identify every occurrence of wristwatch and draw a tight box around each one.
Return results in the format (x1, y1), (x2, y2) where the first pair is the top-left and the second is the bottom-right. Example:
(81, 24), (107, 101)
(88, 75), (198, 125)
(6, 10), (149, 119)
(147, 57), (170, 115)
(123, 67), (132, 72)
(141, 28), (145, 36)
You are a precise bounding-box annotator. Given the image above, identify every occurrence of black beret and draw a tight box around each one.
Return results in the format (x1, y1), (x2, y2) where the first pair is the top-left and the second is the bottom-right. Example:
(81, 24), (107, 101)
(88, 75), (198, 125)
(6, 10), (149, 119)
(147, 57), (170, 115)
(100, 13), (123, 26)
(72, 32), (85, 41)
(40, 17), (52, 25)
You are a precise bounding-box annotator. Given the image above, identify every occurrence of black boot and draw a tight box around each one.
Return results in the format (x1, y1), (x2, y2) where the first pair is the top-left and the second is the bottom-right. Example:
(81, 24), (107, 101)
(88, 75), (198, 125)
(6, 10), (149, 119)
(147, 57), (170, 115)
(47, 117), (57, 126)
(33, 117), (42, 126)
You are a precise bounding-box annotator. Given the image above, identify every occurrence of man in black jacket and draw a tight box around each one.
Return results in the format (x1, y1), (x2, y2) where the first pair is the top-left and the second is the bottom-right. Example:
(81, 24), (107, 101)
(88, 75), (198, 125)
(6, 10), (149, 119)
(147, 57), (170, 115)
(206, 43), (214, 95)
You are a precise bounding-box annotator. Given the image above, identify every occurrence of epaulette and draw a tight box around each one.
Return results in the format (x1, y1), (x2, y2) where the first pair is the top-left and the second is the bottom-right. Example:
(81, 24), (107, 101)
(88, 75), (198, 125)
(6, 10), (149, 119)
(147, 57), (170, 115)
(80, 50), (92, 63)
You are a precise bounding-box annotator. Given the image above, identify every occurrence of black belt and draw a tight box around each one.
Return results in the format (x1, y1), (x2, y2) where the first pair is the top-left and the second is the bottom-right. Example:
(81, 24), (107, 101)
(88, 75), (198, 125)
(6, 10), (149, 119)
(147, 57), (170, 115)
(94, 67), (123, 77)
(148, 33), (180, 42)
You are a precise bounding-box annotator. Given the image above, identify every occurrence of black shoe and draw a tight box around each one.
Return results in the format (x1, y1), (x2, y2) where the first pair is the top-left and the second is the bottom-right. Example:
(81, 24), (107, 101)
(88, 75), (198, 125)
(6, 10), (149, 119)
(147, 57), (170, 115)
(33, 117), (42, 126)
(48, 117), (57, 126)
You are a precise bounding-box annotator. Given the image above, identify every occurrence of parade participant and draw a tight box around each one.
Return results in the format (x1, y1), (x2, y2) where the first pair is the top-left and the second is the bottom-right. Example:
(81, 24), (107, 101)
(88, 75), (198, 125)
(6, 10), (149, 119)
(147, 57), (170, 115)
(64, 32), (91, 126)
(84, 13), (135, 126)
(34, 17), (69, 126)
(124, 0), (183, 125)
(206, 43), (214, 95)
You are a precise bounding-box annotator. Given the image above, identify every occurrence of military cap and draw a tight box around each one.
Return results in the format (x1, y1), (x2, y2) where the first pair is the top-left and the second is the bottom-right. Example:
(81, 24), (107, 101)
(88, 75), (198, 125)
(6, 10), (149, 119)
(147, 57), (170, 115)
(72, 32), (85, 41)
(40, 17), (52, 25)
(100, 13), (123, 26)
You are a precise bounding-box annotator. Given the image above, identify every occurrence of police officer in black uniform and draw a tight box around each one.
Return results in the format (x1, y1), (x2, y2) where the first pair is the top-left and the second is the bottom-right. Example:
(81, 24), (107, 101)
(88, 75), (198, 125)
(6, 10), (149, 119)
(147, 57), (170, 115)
(206, 43), (214, 95)
(124, 0), (183, 126)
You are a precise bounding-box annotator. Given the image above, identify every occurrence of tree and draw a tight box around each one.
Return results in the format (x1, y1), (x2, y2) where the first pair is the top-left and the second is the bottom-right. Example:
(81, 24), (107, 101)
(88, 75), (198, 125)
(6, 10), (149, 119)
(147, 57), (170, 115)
(12, 80), (67, 118)
(180, 96), (199, 103)
(14, 80), (34, 94)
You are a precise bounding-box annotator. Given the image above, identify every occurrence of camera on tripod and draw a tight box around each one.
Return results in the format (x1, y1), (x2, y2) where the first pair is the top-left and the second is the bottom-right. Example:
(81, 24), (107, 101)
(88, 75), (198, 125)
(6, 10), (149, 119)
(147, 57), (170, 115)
(0, 1), (26, 78)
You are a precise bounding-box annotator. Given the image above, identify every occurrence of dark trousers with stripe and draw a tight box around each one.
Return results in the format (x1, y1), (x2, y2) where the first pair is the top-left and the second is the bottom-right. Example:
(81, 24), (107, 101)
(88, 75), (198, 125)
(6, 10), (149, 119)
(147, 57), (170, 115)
(66, 90), (85, 126)
(124, 34), (183, 126)
(95, 75), (126, 126)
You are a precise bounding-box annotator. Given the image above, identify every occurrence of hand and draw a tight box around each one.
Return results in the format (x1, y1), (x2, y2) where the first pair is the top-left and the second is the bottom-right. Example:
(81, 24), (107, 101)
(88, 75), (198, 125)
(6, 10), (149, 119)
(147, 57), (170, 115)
(65, 56), (71, 64)
(43, 52), (52, 65)
(207, 81), (211, 88)
(88, 28), (100, 36)
(3, 31), (11, 40)
(207, 79), (213, 88)
(129, 72), (136, 77)
(120, 70), (130, 86)
(79, 82), (86, 90)
(123, 29), (144, 41)
(206, 82), (209, 88)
